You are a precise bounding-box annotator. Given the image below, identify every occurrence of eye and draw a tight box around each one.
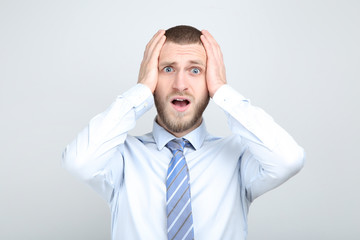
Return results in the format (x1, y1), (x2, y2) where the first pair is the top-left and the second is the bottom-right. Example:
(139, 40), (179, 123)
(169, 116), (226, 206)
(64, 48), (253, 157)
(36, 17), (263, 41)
(163, 66), (174, 73)
(191, 68), (201, 74)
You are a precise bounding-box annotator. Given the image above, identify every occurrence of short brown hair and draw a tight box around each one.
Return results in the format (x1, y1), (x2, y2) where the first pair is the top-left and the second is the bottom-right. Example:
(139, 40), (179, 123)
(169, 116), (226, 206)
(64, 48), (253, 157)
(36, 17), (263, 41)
(165, 25), (202, 45)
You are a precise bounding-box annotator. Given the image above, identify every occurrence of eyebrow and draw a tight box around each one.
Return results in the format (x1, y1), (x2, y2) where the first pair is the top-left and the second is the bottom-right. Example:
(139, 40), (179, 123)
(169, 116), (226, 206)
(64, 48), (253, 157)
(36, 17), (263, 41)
(158, 61), (176, 68)
(189, 60), (205, 66)
(159, 60), (206, 68)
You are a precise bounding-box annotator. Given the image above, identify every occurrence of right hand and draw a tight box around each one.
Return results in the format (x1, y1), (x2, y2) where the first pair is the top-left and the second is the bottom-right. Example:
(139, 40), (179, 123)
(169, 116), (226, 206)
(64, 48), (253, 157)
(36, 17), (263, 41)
(137, 30), (166, 93)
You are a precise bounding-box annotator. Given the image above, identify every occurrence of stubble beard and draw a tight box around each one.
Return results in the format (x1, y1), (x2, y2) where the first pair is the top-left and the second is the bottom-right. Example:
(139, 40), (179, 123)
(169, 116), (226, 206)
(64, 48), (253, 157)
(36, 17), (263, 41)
(154, 92), (209, 134)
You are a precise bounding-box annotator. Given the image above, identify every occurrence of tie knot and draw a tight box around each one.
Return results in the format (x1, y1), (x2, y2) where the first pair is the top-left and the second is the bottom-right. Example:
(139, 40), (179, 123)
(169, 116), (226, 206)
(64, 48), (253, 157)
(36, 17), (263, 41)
(166, 138), (189, 154)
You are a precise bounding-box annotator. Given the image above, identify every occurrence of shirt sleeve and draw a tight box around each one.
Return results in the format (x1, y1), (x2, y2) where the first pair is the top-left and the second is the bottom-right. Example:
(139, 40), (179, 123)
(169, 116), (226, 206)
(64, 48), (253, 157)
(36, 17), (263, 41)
(213, 84), (305, 202)
(61, 84), (153, 203)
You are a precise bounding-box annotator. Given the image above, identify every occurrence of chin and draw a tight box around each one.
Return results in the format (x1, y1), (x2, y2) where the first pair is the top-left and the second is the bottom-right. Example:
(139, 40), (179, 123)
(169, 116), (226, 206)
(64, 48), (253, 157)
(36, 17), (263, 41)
(161, 112), (201, 134)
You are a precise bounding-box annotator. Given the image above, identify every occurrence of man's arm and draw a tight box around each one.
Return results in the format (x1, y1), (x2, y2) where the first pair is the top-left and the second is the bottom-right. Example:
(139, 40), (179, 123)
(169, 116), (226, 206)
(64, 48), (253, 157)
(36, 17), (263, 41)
(201, 30), (305, 202)
(62, 30), (166, 203)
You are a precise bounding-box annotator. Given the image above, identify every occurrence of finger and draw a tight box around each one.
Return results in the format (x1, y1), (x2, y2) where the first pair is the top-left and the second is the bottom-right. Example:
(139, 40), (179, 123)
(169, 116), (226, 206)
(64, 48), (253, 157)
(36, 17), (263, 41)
(146, 30), (164, 50)
(201, 30), (220, 54)
(201, 31), (217, 59)
(144, 30), (165, 58)
(201, 30), (223, 61)
(153, 35), (166, 57)
(201, 30), (219, 48)
(140, 34), (166, 82)
(143, 34), (165, 69)
(149, 35), (166, 65)
(139, 31), (164, 71)
(201, 34), (222, 65)
(200, 34), (215, 59)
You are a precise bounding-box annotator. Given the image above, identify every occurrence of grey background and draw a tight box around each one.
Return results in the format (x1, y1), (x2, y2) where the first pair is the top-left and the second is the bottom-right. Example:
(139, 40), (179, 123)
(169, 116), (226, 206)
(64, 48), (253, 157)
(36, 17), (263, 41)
(1, 0), (359, 239)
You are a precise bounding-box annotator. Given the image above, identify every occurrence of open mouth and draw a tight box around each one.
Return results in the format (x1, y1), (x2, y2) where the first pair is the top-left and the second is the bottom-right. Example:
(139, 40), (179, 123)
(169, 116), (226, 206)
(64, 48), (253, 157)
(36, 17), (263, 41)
(171, 97), (191, 112)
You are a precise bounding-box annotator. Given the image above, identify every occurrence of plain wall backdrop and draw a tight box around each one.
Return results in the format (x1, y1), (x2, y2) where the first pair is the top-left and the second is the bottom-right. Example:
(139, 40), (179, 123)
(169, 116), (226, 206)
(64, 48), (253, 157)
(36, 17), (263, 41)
(1, 0), (359, 239)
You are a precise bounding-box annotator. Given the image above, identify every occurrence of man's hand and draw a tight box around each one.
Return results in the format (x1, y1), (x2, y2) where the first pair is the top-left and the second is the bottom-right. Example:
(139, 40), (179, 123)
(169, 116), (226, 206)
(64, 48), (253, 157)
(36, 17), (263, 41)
(200, 30), (227, 98)
(138, 30), (166, 93)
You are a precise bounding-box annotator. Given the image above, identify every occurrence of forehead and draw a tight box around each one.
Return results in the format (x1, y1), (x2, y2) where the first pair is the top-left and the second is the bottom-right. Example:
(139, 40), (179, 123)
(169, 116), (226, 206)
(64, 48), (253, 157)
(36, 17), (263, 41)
(159, 42), (206, 66)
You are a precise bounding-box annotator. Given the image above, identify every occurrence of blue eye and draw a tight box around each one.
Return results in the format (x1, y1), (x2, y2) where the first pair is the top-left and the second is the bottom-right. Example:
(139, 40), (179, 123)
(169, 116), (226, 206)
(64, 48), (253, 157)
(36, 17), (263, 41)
(191, 68), (200, 74)
(164, 67), (173, 73)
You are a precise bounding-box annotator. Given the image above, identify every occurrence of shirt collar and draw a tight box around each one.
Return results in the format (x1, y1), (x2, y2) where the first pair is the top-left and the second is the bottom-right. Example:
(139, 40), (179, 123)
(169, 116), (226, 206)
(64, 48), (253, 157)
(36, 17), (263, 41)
(153, 119), (208, 151)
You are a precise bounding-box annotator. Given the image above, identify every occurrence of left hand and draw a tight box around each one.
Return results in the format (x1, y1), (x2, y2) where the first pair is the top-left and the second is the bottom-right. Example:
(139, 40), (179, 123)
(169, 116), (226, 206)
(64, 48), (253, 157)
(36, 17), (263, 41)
(200, 30), (227, 98)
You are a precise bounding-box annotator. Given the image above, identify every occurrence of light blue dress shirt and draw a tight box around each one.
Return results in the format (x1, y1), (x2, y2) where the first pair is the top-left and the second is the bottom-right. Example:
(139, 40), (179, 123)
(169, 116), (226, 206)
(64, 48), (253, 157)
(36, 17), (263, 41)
(62, 84), (305, 240)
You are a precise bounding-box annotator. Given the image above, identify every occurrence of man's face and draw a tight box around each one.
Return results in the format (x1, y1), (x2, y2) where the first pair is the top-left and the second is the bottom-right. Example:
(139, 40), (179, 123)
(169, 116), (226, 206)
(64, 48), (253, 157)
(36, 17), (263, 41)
(154, 41), (209, 136)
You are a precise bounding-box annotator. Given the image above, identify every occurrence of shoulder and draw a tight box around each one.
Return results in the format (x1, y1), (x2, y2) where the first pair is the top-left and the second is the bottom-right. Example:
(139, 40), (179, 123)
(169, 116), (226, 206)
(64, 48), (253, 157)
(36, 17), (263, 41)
(120, 133), (157, 155)
(134, 132), (155, 144)
(202, 133), (243, 150)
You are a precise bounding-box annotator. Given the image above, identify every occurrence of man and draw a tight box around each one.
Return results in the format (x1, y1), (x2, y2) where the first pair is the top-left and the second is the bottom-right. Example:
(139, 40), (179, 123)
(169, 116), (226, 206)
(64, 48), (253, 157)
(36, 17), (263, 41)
(62, 25), (305, 240)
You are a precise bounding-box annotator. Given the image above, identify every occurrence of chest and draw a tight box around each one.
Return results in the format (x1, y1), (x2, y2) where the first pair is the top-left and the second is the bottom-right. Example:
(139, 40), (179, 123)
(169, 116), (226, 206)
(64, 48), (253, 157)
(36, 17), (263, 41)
(121, 137), (243, 209)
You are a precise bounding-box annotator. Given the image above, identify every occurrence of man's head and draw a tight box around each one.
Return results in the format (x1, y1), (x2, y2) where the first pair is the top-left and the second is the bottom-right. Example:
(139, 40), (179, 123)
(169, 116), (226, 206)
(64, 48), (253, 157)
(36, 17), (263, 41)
(164, 25), (202, 45)
(154, 25), (209, 137)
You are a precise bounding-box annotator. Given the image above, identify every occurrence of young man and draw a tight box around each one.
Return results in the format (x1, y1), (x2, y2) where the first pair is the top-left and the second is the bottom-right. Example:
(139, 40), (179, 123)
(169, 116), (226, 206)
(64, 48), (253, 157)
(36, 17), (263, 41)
(62, 25), (305, 240)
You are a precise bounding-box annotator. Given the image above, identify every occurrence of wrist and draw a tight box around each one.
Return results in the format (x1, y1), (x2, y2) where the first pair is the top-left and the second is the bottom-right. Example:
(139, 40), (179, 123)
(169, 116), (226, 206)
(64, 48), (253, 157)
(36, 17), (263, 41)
(209, 83), (226, 98)
(138, 80), (156, 94)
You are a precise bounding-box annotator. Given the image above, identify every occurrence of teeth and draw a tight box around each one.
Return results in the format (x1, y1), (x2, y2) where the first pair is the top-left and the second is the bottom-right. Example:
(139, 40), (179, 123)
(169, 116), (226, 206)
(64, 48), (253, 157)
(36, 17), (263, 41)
(175, 99), (185, 101)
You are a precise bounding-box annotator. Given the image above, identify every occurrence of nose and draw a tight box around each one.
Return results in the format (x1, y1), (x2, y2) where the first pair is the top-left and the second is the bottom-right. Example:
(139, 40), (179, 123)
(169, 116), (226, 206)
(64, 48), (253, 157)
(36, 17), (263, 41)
(172, 71), (188, 92)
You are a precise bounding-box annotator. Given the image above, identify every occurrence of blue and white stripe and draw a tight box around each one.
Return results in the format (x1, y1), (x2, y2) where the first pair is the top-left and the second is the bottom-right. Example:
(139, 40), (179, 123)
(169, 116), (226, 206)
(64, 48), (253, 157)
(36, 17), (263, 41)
(166, 139), (194, 240)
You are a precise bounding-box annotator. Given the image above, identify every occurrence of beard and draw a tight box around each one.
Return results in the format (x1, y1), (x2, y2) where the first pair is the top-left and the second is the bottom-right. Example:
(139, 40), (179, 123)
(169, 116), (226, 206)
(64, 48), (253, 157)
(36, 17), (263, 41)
(154, 91), (209, 134)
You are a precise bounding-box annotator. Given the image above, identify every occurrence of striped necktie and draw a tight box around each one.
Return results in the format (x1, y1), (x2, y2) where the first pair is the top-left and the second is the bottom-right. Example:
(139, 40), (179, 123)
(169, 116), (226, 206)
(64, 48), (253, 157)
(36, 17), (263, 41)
(166, 138), (195, 240)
